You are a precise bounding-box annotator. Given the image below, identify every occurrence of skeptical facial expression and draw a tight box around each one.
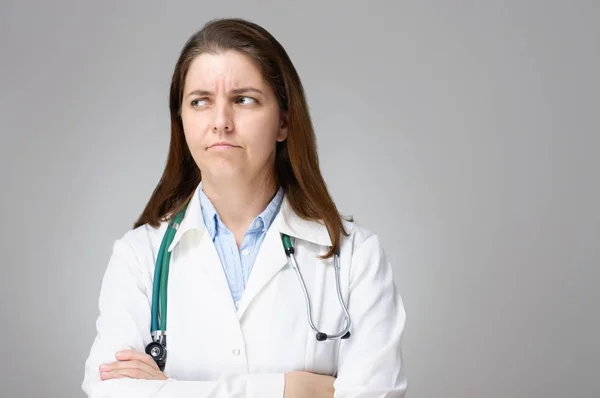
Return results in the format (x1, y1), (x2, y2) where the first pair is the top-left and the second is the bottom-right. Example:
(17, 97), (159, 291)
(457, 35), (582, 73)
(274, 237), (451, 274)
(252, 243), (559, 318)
(180, 50), (288, 183)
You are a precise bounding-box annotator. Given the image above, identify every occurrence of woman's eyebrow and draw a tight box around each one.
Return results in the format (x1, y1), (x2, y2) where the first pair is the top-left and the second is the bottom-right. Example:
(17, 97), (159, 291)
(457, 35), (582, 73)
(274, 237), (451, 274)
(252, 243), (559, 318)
(186, 87), (265, 98)
(230, 87), (264, 96)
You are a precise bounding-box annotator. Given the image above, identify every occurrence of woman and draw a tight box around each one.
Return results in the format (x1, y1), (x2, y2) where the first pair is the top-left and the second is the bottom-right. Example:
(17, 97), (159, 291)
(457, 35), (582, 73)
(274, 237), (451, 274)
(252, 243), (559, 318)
(82, 18), (407, 397)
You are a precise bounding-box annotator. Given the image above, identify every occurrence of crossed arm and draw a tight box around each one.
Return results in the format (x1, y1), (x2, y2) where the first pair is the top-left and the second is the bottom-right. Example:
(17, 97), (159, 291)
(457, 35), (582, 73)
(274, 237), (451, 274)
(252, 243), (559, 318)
(99, 349), (335, 397)
(82, 235), (407, 397)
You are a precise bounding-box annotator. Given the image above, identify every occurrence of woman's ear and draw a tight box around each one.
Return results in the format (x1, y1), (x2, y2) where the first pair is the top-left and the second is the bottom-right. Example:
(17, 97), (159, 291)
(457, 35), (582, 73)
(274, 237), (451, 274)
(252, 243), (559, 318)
(277, 112), (288, 142)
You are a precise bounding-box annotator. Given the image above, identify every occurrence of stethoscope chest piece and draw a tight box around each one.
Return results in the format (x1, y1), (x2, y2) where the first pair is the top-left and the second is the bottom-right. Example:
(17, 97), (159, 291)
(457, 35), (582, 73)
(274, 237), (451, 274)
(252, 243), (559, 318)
(145, 341), (167, 371)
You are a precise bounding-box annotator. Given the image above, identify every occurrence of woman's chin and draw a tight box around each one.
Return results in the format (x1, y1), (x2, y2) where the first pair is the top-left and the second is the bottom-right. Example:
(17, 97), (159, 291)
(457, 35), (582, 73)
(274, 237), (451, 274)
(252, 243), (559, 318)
(203, 165), (246, 181)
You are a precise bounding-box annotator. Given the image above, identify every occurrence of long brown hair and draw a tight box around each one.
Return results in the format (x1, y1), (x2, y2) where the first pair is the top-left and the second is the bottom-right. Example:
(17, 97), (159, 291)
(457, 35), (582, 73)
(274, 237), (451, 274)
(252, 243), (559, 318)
(134, 17), (349, 258)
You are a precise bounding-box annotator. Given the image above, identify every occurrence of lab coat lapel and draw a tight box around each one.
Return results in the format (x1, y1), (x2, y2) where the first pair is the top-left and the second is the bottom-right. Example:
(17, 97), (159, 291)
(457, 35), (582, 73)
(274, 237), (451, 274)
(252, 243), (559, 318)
(168, 186), (333, 319)
(237, 197), (333, 319)
(195, 232), (236, 308)
(236, 217), (288, 319)
(166, 182), (234, 308)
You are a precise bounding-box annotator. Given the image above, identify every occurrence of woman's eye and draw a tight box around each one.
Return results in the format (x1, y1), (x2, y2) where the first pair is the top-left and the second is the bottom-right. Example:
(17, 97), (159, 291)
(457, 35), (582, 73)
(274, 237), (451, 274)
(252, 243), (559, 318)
(191, 98), (209, 107)
(236, 96), (257, 105)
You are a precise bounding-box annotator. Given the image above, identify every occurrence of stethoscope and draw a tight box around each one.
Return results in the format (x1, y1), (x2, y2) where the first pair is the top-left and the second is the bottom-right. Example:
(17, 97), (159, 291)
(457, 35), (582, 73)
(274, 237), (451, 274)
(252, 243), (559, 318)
(145, 199), (352, 371)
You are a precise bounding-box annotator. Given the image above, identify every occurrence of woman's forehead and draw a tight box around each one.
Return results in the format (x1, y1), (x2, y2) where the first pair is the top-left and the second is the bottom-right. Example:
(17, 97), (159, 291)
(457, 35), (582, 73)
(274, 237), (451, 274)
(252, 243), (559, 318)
(184, 51), (266, 93)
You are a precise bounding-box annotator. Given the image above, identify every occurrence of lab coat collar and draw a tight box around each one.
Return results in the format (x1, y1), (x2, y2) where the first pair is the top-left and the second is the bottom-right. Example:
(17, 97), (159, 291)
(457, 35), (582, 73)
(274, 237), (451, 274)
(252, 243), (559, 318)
(167, 182), (333, 253)
(167, 183), (205, 252)
(275, 197), (333, 247)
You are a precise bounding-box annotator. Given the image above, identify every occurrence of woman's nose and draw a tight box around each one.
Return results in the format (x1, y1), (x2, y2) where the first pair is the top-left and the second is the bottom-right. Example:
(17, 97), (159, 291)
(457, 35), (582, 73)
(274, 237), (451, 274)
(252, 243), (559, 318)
(212, 102), (234, 133)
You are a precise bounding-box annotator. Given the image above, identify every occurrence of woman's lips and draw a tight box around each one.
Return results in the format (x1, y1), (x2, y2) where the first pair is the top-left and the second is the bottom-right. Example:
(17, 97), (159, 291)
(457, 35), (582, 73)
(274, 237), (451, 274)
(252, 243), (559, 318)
(208, 143), (240, 151)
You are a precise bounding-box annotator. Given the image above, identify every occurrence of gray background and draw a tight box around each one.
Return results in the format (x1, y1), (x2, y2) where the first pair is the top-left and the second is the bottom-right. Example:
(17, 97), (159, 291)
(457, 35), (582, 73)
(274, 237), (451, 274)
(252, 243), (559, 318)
(1, 0), (598, 397)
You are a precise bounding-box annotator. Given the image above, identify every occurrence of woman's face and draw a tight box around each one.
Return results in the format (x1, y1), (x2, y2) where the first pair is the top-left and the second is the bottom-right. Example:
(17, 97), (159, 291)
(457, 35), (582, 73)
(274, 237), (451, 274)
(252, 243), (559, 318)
(180, 50), (287, 185)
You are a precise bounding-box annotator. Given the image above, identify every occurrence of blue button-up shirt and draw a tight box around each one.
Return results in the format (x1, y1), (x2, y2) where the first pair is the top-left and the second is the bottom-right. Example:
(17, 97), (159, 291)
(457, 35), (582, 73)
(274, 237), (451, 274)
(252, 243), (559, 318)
(199, 184), (284, 309)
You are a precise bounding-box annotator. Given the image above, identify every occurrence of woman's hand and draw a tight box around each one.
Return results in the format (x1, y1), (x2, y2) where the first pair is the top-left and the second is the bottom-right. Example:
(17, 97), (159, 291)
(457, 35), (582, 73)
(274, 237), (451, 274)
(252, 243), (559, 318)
(284, 371), (335, 398)
(99, 349), (167, 381)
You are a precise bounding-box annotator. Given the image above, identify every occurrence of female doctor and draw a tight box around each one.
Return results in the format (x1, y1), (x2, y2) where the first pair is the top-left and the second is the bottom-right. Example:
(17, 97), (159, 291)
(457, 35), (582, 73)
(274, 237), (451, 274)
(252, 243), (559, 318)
(82, 18), (407, 398)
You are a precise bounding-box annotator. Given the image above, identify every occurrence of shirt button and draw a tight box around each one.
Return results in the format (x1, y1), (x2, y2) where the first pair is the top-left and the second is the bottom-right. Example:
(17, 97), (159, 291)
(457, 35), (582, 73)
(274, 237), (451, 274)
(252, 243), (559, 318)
(233, 348), (240, 356)
(255, 220), (262, 228)
(241, 249), (250, 256)
(235, 300), (240, 309)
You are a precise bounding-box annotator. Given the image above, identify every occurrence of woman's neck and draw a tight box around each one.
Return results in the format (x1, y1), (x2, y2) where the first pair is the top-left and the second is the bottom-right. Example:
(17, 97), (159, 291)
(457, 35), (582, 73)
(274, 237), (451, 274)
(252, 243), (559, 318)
(201, 175), (279, 242)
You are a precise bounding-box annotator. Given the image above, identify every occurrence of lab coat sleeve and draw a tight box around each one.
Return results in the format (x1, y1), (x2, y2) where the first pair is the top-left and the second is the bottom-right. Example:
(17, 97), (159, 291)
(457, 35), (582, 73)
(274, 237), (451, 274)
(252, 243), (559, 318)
(82, 238), (285, 398)
(333, 234), (408, 398)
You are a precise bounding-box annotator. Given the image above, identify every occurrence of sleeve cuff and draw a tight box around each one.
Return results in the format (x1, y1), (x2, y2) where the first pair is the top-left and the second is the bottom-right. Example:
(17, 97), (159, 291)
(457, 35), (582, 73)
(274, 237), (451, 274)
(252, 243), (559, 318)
(246, 373), (285, 398)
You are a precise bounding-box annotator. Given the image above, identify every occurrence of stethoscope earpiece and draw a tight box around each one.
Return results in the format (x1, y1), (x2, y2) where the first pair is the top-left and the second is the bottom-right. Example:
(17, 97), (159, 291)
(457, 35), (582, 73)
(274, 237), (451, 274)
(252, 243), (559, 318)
(316, 330), (351, 341)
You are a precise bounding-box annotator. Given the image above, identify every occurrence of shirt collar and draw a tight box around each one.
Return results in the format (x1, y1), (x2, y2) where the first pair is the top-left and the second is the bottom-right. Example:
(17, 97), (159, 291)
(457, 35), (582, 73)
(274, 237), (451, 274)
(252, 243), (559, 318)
(257, 186), (284, 232)
(198, 184), (219, 240)
(198, 182), (284, 240)
(168, 182), (332, 252)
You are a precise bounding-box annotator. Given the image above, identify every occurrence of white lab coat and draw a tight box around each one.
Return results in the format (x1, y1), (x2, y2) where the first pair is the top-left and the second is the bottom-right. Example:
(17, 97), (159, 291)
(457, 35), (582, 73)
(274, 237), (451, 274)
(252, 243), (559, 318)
(82, 183), (408, 397)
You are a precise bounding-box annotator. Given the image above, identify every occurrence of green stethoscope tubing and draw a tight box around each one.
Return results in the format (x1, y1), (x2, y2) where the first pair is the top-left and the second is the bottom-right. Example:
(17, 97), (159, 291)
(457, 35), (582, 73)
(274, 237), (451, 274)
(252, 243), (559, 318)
(150, 199), (351, 342)
(151, 201), (189, 332)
